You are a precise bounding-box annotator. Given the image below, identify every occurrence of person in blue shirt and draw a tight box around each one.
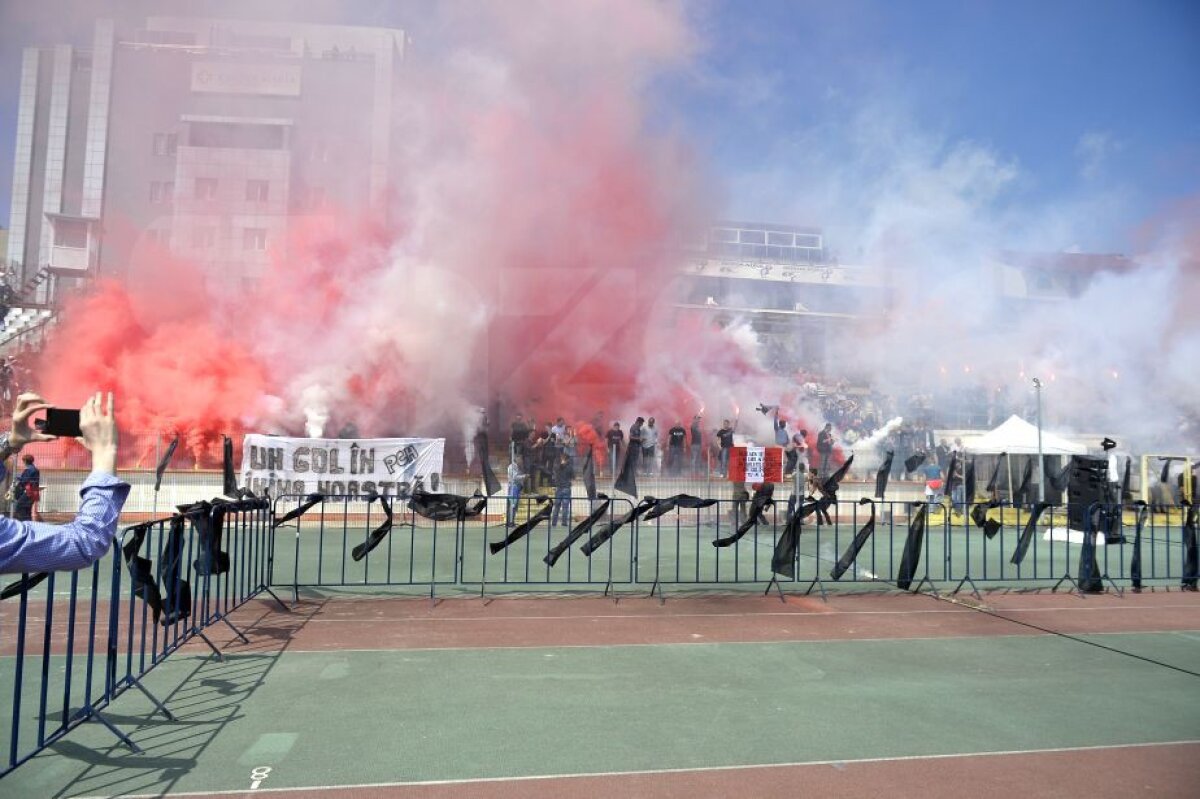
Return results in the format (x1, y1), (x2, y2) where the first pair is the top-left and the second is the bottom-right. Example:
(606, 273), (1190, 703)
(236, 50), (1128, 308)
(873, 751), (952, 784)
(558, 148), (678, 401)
(0, 391), (127, 575)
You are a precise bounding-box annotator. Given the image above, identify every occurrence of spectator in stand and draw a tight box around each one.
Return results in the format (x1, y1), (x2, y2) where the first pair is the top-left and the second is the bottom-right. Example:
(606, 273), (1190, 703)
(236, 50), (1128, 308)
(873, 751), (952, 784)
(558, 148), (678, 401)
(689, 415), (704, 475)
(627, 417), (645, 474)
(792, 430), (809, 476)
(510, 414), (530, 467)
(550, 452), (574, 528)
(816, 423), (835, 480)
(1, 392), (127, 575)
(666, 420), (686, 476)
(13, 454), (40, 522)
(505, 458), (526, 527)
(641, 417), (659, 476)
(605, 422), (624, 477)
(715, 418), (736, 477)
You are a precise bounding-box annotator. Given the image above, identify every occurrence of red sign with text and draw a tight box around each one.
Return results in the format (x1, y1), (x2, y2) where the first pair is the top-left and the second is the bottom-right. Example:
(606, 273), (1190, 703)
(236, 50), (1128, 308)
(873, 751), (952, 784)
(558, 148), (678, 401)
(727, 446), (784, 483)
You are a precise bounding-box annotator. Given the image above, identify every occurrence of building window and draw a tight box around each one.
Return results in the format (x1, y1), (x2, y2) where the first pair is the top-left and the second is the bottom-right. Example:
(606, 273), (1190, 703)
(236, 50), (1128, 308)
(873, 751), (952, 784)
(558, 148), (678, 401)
(54, 220), (88, 248)
(739, 230), (766, 245)
(194, 178), (217, 201)
(152, 132), (178, 156)
(245, 180), (269, 202)
(767, 232), (793, 246)
(243, 228), (267, 251)
(192, 227), (216, 249)
(149, 181), (174, 205)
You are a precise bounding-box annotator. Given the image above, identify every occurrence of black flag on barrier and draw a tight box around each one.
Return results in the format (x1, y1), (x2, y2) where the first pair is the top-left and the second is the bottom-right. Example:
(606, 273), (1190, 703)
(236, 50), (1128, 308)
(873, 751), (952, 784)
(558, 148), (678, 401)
(1047, 457), (1072, 492)
(490, 498), (552, 554)
(582, 448), (597, 502)
(475, 431), (502, 497)
(223, 436), (238, 497)
(964, 457), (977, 505)
(1129, 501), (1148, 590)
(895, 503), (928, 590)
(1010, 502), (1053, 565)
(904, 452), (926, 474)
(0, 571), (49, 601)
(409, 489), (487, 521)
(643, 494), (717, 522)
(1014, 457), (1034, 505)
(544, 496), (611, 567)
(713, 484), (775, 547)
(122, 523), (163, 623)
(274, 494), (325, 528)
(831, 498), (876, 581)
(158, 514), (192, 625)
(154, 435), (180, 493)
(986, 452), (1007, 493)
(352, 494), (395, 561)
(1183, 501), (1198, 590)
(1121, 457), (1133, 503)
(581, 498), (656, 556)
(875, 451), (894, 499)
(971, 500), (1002, 538)
(614, 446), (639, 498)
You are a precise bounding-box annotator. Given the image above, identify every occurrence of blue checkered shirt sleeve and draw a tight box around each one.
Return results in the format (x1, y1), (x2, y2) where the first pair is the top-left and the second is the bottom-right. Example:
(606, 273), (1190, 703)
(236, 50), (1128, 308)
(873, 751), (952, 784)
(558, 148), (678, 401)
(0, 472), (132, 574)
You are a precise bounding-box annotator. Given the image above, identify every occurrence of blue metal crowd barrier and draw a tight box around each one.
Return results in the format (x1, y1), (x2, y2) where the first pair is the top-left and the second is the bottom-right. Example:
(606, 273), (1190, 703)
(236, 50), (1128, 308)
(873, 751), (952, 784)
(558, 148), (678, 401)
(1, 497), (275, 777)
(267, 493), (1198, 600)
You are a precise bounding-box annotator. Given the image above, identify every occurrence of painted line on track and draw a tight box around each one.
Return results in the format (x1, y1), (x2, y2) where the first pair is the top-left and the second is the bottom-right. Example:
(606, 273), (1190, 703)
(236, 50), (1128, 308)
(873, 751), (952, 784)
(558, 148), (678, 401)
(67, 739), (1200, 799)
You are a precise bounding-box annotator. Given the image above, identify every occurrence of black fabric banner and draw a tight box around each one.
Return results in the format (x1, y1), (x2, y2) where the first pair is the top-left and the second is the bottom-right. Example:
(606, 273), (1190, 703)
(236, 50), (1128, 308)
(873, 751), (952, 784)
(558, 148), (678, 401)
(183, 502), (230, 577)
(874, 451), (894, 499)
(1010, 501), (1053, 565)
(713, 484), (775, 547)
(274, 494), (325, 528)
(613, 446), (639, 498)
(408, 489), (486, 521)
(475, 431), (502, 497)
(904, 452), (926, 474)
(1183, 501), (1198, 590)
(1121, 457), (1133, 503)
(831, 499), (876, 581)
(223, 436), (238, 497)
(544, 497), (611, 567)
(581, 448), (597, 503)
(943, 452), (959, 498)
(1014, 457), (1034, 505)
(154, 435), (179, 493)
(352, 495), (395, 561)
(122, 523), (163, 622)
(821, 454), (854, 495)
(771, 495), (833, 578)
(964, 458), (976, 505)
(1129, 501), (1148, 590)
(895, 503), (928, 590)
(0, 571), (49, 601)
(986, 452), (1007, 493)
(489, 498), (552, 554)
(158, 515), (191, 625)
(581, 498), (656, 556)
(970, 499), (1003, 539)
(642, 493), (718, 521)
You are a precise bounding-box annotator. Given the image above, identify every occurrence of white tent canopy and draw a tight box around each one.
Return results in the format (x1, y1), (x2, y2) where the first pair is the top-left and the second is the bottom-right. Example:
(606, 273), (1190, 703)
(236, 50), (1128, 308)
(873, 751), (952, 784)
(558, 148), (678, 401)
(966, 415), (1086, 456)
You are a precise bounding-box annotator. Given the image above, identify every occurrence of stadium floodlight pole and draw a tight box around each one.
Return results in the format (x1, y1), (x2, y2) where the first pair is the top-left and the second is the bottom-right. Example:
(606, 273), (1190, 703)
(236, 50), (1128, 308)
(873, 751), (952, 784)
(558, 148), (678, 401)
(1032, 377), (1045, 502)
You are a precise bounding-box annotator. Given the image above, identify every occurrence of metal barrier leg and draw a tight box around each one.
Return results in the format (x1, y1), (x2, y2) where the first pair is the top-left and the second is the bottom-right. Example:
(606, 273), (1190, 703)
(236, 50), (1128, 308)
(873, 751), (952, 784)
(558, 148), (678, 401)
(195, 630), (226, 662)
(79, 708), (143, 754)
(952, 574), (982, 600)
(801, 574), (828, 602)
(646, 579), (664, 605)
(261, 585), (290, 613)
(764, 576), (786, 604)
(128, 675), (176, 721)
(219, 616), (251, 645)
(1052, 572), (1081, 595)
(911, 575), (939, 595)
(602, 580), (619, 605)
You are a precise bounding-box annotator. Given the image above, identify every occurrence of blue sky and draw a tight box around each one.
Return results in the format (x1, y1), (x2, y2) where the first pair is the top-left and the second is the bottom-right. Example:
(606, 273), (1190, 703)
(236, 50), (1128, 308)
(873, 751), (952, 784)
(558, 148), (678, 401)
(1, 0), (1197, 254)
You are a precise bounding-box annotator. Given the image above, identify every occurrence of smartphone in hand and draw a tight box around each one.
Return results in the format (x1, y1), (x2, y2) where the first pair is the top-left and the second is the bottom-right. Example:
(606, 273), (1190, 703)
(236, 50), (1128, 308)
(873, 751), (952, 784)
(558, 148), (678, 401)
(35, 408), (83, 438)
